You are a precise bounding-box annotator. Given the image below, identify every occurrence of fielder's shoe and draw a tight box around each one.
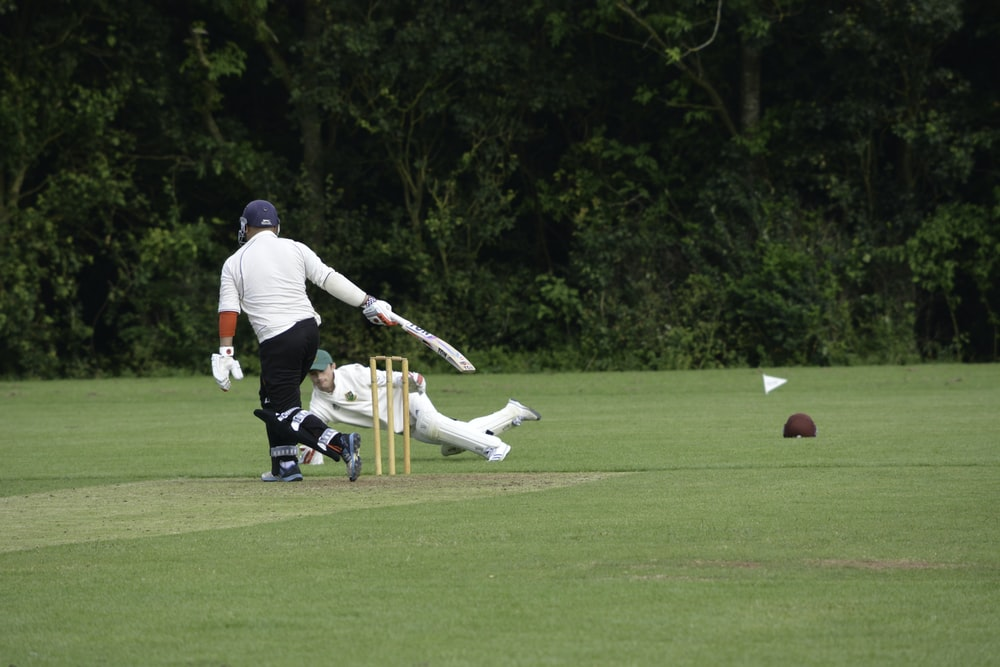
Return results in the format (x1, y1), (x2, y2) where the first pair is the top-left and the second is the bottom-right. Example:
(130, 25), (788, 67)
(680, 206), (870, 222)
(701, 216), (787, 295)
(260, 463), (304, 482)
(339, 432), (362, 482)
(508, 399), (541, 426)
(485, 443), (511, 462)
(440, 444), (465, 457)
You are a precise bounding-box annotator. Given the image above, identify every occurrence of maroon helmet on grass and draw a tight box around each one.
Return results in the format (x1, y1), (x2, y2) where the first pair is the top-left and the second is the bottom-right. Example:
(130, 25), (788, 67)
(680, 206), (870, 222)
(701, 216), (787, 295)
(783, 413), (817, 438)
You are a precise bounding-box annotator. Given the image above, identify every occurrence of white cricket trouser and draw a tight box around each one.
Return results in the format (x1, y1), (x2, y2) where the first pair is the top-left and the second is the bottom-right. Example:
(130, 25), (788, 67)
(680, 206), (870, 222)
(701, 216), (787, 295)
(409, 394), (509, 458)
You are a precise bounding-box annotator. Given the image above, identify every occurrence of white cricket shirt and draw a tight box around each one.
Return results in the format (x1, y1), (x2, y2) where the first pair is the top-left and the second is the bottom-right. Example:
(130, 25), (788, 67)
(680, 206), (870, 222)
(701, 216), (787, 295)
(218, 231), (366, 342)
(309, 364), (414, 433)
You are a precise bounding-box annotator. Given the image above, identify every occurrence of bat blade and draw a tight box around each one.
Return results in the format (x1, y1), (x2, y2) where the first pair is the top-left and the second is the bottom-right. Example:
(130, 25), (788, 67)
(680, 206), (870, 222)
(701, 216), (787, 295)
(391, 314), (476, 373)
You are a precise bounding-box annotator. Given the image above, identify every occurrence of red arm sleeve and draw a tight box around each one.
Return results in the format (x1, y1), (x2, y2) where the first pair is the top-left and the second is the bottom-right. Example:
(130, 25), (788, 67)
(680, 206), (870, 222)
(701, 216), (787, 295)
(219, 311), (238, 339)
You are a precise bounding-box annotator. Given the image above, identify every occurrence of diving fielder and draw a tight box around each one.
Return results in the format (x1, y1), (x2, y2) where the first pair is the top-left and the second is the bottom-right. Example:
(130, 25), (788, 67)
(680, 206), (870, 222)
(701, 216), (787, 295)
(304, 349), (541, 463)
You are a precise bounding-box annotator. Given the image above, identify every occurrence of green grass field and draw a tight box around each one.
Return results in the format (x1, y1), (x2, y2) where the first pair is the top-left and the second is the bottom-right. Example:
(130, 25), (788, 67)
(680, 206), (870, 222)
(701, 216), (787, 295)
(1, 364), (998, 666)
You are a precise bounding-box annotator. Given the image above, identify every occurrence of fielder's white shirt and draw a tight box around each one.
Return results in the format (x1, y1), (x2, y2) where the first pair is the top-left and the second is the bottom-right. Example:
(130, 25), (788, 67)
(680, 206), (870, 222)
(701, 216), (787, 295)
(218, 231), (366, 342)
(309, 364), (418, 434)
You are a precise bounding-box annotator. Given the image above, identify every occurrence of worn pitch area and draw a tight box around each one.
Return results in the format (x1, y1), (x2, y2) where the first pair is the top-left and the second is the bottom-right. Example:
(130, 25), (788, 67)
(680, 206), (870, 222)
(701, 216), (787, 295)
(1, 472), (620, 553)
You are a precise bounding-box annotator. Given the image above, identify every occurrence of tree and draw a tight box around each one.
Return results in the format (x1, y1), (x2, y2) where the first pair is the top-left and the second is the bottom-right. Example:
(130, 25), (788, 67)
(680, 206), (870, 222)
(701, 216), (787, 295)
(1, 0), (997, 376)
(0, 1), (149, 375)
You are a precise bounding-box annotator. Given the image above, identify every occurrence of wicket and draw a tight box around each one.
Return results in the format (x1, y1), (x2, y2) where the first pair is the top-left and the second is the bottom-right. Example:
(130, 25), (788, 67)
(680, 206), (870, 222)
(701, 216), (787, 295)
(369, 355), (411, 475)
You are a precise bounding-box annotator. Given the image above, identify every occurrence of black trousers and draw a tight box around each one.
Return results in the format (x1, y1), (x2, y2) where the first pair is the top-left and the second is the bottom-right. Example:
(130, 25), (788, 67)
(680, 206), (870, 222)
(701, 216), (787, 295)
(258, 318), (319, 448)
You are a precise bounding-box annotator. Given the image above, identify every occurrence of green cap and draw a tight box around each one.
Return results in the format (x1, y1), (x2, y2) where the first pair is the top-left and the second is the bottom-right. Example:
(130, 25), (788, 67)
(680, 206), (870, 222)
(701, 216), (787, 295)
(310, 349), (333, 372)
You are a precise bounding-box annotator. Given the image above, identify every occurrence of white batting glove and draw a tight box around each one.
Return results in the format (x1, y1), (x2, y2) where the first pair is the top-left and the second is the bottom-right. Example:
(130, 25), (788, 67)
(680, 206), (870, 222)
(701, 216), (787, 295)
(362, 296), (395, 326)
(408, 372), (426, 394)
(211, 346), (244, 391)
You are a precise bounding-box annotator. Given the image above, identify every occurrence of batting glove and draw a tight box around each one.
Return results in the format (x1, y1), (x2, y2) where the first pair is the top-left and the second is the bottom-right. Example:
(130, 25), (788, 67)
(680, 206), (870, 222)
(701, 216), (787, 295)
(211, 346), (244, 391)
(408, 372), (426, 394)
(362, 296), (395, 326)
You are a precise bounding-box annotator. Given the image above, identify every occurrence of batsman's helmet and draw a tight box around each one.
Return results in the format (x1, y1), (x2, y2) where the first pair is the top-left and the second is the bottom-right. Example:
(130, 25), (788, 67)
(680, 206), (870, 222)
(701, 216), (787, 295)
(238, 200), (280, 244)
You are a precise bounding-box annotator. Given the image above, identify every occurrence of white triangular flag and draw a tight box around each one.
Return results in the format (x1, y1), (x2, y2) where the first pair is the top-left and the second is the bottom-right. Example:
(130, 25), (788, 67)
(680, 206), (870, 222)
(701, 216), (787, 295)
(762, 374), (787, 394)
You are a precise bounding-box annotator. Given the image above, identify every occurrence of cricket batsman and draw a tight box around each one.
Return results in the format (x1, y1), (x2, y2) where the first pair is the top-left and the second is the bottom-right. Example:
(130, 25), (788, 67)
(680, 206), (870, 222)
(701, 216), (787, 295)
(212, 199), (396, 483)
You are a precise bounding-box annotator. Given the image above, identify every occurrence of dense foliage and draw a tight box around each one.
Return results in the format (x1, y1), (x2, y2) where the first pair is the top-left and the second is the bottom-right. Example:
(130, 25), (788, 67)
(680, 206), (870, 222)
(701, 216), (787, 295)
(1, 0), (997, 378)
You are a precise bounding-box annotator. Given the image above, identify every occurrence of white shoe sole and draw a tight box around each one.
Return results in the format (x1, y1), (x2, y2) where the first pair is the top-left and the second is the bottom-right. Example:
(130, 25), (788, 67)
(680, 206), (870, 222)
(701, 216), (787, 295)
(486, 445), (511, 462)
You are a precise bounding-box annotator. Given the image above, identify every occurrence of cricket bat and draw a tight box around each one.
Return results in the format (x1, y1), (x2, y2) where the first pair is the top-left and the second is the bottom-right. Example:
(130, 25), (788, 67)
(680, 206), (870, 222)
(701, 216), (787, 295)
(390, 313), (476, 373)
